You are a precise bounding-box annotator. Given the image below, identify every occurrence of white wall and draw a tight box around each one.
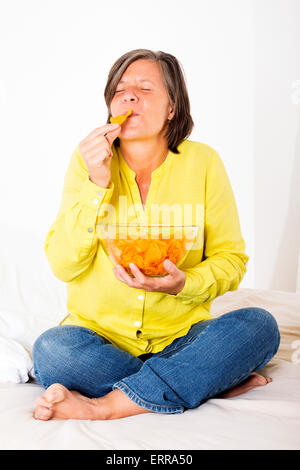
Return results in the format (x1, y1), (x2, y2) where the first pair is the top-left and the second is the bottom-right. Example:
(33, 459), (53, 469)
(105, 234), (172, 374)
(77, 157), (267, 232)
(2, 0), (297, 291)
(253, 0), (300, 292)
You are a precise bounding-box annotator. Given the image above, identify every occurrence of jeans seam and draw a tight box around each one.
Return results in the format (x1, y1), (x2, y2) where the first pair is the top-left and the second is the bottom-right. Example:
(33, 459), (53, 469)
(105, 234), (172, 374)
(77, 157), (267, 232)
(157, 339), (195, 358)
(113, 381), (184, 414)
(157, 320), (215, 359)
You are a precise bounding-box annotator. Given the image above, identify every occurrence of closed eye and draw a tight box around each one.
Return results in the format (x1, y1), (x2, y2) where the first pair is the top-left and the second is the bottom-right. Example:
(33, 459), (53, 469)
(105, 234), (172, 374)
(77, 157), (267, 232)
(115, 89), (151, 93)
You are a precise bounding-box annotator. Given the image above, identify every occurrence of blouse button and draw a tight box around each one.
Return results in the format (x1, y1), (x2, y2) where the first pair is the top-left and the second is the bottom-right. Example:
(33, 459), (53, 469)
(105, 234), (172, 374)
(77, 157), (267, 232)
(134, 320), (142, 327)
(138, 295), (144, 301)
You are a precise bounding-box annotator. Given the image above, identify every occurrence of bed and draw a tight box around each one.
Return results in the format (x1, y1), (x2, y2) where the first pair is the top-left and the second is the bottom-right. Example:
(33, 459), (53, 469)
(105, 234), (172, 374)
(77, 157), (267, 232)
(0, 224), (299, 450)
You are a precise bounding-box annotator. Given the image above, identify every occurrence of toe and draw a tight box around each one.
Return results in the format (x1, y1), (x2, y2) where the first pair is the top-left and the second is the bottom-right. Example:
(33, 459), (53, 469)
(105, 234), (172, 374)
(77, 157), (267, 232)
(43, 383), (67, 404)
(257, 376), (268, 385)
(36, 396), (53, 409)
(251, 373), (268, 385)
(34, 405), (53, 421)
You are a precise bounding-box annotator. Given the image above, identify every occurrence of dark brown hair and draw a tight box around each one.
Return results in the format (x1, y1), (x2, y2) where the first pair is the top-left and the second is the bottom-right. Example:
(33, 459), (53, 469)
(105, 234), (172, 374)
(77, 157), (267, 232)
(104, 49), (194, 154)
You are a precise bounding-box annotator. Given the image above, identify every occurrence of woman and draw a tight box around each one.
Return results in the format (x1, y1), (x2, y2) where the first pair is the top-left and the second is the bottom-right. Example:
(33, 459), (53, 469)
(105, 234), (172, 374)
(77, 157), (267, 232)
(33, 49), (280, 421)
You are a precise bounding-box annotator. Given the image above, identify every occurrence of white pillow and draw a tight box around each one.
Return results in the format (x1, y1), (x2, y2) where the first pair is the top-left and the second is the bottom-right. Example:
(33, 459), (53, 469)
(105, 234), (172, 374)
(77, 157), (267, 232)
(0, 335), (33, 383)
(210, 288), (300, 365)
(0, 222), (68, 382)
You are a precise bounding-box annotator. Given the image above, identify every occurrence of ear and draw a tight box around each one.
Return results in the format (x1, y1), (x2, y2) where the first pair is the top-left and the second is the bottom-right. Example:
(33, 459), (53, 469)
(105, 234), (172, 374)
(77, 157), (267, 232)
(168, 105), (175, 121)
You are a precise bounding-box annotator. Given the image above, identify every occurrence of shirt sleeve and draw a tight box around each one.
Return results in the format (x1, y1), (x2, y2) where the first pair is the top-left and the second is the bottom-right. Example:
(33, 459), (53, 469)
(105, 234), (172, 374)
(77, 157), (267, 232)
(174, 148), (249, 306)
(44, 146), (115, 282)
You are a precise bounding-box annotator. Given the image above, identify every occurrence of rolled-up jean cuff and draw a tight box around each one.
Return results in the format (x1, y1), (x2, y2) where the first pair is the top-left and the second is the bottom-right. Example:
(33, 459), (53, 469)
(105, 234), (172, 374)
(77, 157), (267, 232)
(112, 381), (184, 414)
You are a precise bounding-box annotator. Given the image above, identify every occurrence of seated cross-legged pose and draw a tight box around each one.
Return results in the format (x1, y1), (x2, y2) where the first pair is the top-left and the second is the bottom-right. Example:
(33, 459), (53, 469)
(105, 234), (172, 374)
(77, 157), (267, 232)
(33, 49), (280, 421)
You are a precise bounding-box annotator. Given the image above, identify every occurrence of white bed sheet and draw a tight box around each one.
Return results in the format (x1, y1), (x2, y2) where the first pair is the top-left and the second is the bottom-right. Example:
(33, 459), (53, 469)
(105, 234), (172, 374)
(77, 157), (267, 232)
(0, 288), (299, 450)
(0, 360), (299, 450)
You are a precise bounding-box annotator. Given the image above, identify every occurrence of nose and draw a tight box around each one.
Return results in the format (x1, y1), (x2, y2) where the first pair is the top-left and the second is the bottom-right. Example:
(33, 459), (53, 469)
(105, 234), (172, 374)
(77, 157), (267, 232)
(121, 89), (138, 103)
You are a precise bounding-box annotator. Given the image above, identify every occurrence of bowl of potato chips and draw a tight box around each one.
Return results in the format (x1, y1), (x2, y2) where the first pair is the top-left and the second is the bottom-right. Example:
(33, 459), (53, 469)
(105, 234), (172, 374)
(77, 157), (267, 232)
(97, 224), (200, 277)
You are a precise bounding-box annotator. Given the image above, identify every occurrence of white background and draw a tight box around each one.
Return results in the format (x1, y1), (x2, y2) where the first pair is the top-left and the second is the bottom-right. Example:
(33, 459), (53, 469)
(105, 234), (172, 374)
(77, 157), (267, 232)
(0, 0), (299, 291)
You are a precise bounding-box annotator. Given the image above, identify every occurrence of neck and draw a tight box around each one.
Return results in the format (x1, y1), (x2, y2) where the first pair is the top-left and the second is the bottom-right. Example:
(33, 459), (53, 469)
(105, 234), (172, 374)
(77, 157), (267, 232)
(119, 137), (169, 180)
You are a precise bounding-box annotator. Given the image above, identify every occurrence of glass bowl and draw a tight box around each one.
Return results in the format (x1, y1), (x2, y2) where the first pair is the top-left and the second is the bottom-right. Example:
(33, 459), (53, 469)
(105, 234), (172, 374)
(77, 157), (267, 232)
(97, 224), (200, 277)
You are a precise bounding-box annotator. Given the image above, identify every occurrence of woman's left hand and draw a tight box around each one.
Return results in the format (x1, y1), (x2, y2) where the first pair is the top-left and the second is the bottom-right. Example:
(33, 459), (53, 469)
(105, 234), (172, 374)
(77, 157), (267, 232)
(112, 259), (186, 295)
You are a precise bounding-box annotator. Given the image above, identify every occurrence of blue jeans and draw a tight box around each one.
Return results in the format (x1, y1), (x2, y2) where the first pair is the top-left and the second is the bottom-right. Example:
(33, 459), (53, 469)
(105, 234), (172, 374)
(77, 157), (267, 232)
(32, 307), (280, 414)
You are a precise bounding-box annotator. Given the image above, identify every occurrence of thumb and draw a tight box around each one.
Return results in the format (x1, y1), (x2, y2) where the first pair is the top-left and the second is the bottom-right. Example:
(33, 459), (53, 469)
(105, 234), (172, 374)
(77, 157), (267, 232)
(105, 125), (121, 146)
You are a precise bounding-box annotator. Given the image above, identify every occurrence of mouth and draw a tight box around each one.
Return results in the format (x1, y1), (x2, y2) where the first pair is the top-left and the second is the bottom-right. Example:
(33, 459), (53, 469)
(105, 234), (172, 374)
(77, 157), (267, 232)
(128, 112), (139, 117)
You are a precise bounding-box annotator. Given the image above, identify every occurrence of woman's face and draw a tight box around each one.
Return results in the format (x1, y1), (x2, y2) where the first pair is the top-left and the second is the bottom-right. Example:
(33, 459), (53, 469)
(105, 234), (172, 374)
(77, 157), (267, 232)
(110, 59), (174, 142)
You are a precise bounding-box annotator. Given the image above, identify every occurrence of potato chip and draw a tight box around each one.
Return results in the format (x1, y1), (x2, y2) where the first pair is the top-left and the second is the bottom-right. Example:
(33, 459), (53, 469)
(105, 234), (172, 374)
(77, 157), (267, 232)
(110, 109), (132, 125)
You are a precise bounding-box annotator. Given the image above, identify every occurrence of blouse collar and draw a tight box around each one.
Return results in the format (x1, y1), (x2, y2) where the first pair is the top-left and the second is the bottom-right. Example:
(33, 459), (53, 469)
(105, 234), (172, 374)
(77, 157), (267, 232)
(115, 144), (175, 182)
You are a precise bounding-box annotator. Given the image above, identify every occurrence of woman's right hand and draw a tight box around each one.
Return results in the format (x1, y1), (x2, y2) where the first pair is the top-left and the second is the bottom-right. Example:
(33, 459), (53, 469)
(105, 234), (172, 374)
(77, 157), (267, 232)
(79, 123), (121, 188)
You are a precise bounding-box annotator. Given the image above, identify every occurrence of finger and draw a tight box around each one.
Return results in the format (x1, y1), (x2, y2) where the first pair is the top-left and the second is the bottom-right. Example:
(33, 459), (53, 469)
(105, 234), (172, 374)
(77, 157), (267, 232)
(81, 126), (120, 156)
(116, 264), (136, 285)
(88, 144), (112, 161)
(113, 266), (132, 285)
(86, 141), (115, 162)
(113, 267), (126, 283)
(163, 259), (179, 276)
(82, 148), (111, 169)
(96, 151), (113, 165)
(104, 126), (121, 146)
(80, 136), (110, 155)
(85, 123), (120, 141)
(103, 125), (121, 137)
(129, 263), (146, 283)
(95, 152), (112, 167)
(128, 264), (160, 291)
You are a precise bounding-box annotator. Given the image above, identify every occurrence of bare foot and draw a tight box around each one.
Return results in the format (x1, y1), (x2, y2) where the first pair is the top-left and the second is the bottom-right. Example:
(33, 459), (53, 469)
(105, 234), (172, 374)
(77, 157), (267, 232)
(217, 373), (272, 399)
(33, 383), (151, 421)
